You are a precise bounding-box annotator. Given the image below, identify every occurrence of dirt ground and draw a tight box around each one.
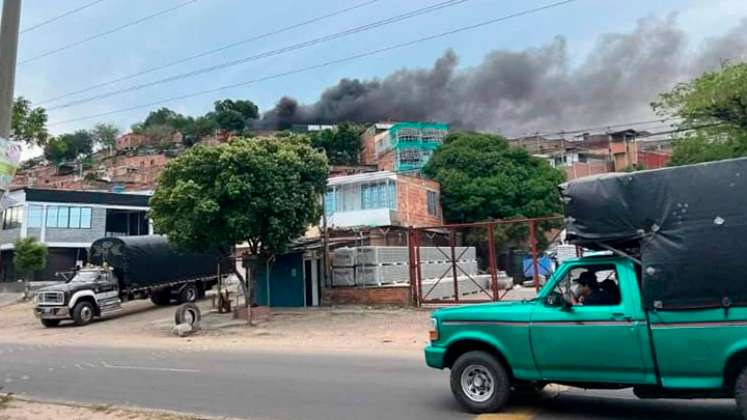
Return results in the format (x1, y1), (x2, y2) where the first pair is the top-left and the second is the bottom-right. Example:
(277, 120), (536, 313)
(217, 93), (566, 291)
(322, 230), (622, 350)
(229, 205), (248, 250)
(0, 394), (236, 420)
(0, 299), (434, 357)
(0, 287), (536, 357)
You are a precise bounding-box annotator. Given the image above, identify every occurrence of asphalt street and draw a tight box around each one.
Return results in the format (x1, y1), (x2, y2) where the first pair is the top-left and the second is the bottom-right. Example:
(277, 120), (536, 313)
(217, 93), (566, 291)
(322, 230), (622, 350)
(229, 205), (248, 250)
(0, 342), (741, 420)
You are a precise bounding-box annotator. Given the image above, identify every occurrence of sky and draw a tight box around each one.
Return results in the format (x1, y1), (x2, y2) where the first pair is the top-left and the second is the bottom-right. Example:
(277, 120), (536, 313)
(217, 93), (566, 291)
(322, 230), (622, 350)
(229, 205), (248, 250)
(8, 0), (747, 157)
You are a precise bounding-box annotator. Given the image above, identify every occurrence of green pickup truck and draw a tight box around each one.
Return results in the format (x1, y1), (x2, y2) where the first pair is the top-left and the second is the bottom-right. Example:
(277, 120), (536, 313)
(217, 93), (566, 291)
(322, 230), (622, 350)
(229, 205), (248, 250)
(425, 158), (747, 416)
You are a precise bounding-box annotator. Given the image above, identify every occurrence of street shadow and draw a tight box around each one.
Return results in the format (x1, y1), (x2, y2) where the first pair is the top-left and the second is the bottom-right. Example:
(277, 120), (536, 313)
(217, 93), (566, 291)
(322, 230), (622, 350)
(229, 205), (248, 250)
(509, 390), (740, 419)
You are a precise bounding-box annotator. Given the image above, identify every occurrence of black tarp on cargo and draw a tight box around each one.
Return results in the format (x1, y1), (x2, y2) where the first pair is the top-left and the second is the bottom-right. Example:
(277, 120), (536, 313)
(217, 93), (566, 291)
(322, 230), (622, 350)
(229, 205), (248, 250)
(561, 157), (747, 309)
(89, 236), (225, 289)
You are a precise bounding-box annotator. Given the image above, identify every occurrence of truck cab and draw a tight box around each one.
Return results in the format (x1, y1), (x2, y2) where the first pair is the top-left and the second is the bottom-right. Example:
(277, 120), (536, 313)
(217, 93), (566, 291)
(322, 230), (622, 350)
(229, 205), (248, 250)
(34, 266), (122, 327)
(425, 255), (747, 416)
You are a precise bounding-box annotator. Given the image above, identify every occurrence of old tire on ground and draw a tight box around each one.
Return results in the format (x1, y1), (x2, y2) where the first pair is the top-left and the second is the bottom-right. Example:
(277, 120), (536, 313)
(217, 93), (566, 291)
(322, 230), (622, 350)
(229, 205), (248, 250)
(72, 300), (95, 326)
(735, 366), (747, 419)
(450, 350), (511, 413)
(150, 289), (171, 306)
(174, 302), (201, 328)
(40, 319), (60, 328)
(178, 283), (199, 304)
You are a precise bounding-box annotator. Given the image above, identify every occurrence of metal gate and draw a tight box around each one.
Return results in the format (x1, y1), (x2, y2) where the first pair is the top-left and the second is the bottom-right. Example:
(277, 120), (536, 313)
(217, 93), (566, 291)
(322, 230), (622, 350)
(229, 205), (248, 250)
(408, 217), (565, 306)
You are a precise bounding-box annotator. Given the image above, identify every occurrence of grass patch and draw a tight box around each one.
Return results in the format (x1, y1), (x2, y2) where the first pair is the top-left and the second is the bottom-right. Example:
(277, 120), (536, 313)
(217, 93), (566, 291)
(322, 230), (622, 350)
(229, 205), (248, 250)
(0, 394), (14, 410)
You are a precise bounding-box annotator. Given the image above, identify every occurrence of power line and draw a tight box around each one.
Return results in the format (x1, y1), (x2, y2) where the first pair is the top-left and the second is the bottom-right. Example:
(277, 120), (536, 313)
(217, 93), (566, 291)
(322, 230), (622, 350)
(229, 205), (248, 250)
(19, 0), (198, 64)
(48, 0), (578, 127)
(46, 0), (470, 111)
(36, 0), (380, 106)
(514, 118), (676, 139)
(21, 0), (108, 34)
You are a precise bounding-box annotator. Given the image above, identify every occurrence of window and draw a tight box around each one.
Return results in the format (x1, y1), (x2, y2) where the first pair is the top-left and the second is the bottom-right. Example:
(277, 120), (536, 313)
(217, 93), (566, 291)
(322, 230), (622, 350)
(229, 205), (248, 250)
(324, 190), (336, 216)
(427, 191), (438, 216)
(27, 205), (43, 228)
(46, 206), (92, 229)
(550, 264), (621, 306)
(2, 206), (23, 230)
(361, 182), (392, 210)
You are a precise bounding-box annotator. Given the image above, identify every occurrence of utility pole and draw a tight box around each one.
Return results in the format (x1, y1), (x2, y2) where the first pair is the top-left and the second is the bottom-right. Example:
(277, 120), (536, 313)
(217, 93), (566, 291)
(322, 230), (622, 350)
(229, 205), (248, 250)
(0, 0), (21, 140)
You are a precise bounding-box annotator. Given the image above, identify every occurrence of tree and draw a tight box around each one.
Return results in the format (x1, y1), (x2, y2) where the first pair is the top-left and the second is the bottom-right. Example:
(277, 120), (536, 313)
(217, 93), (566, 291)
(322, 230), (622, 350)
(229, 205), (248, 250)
(43, 130), (94, 164)
(149, 136), (328, 307)
(13, 237), (47, 295)
(11, 97), (48, 146)
(310, 122), (363, 165)
(212, 99), (259, 133)
(182, 115), (217, 146)
(43, 137), (69, 164)
(91, 123), (120, 152)
(652, 61), (747, 165)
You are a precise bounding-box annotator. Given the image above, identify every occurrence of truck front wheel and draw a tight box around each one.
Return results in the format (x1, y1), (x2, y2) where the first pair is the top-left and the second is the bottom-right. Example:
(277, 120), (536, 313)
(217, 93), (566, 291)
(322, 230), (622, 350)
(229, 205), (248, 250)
(450, 351), (511, 413)
(735, 366), (747, 418)
(72, 301), (95, 326)
(150, 289), (171, 306)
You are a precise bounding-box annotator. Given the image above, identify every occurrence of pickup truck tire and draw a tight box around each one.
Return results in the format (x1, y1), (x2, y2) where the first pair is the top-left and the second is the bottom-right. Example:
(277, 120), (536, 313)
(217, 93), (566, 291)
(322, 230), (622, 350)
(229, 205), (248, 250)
(450, 351), (510, 413)
(72, 301), (95, 326)
(40, 319), (60, 327)
(178, 283), (199, 304)
(735, 366), (747, 418)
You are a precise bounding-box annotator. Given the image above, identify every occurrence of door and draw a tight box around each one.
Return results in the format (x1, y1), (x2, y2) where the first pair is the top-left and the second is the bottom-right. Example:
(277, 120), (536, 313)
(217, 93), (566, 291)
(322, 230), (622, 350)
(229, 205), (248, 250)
(530, 263), (649, 383)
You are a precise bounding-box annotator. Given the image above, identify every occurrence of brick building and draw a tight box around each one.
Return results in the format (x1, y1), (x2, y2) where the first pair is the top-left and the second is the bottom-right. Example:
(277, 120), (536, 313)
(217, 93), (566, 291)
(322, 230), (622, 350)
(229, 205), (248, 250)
(325, 171), (442, 229)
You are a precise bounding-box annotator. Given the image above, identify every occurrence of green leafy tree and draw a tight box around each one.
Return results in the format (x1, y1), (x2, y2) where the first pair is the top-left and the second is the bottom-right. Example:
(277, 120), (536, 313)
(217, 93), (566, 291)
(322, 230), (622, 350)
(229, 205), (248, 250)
(149, 136), (328, 306)
(43, 137), (69, 164)
(13, 237), (47, 289)
(91, 123), (120, 152)
(310, 122), (363, 165)
(11, 97), (48, 146)
(212, 99), (259, 132)
(424, 132), (566, 223)
(182, 115), (217, 146)
(652, 61), (747, 165)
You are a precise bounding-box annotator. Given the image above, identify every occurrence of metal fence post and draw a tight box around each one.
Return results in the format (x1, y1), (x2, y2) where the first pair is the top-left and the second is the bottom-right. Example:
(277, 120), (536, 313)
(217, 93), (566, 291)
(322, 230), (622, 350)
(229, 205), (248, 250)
(449, 230), (459, 303)
(529, 220), (540, 291)
(486, 223), (499, 301)
(407, 227), (418, 306)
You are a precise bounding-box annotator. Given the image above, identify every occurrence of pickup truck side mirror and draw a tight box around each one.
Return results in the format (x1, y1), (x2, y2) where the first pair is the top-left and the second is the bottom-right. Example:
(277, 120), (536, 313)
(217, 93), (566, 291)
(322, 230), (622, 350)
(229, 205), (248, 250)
(546, 293), (574, 310)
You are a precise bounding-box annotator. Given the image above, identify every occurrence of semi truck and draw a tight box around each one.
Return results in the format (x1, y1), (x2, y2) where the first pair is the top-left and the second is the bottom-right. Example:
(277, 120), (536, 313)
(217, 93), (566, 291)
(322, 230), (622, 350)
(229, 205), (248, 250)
(424, 157), (747, 417)
(33, 235), (229, 327)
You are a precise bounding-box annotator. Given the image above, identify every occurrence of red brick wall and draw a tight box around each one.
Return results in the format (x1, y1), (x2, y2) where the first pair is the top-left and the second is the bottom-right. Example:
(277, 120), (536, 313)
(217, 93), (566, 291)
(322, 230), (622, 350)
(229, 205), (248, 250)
(564, 162), (610, 180)
(396, 175), (442, 227)
(322, 286), (411, 306)
(360, 132), (377, 166)
(377, 150), (395, 171)
(638, 151), (670, 169)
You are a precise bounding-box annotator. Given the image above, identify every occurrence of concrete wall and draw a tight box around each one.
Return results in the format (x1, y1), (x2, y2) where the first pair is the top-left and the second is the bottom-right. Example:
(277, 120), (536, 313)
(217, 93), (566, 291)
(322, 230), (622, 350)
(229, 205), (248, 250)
(0, 227), (20, 245)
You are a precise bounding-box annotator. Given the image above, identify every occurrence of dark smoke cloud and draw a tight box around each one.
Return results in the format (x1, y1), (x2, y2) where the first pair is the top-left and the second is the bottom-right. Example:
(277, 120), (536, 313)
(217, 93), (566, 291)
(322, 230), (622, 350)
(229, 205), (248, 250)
(261, 16), (747, 136)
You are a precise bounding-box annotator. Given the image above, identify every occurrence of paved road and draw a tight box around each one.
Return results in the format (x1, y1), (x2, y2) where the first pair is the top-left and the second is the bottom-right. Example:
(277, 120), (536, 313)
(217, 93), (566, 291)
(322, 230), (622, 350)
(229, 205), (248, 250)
(0, 342), (741, 419)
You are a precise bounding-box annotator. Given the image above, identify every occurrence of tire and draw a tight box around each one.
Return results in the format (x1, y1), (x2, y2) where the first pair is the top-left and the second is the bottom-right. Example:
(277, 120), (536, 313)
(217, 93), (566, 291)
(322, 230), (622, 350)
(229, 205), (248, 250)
(72, 301), (96, 326)
(40, 319), (60, 328)
(178, 283), (199, 304)
(735, 366), (747, 418)
(150, 289), (171, 306)
(450, 351), (511, 413)
(174, 302), (201, 328)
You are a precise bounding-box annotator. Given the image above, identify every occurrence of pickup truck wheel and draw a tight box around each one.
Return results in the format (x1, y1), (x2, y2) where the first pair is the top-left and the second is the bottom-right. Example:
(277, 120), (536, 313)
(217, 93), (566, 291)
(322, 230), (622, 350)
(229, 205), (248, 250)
(178, 283), (198, 304)
(40, 319), (60, 328)
(72, 301), (95, 326)
(735, 366), (747, 418)
(450, 351), (510, 413)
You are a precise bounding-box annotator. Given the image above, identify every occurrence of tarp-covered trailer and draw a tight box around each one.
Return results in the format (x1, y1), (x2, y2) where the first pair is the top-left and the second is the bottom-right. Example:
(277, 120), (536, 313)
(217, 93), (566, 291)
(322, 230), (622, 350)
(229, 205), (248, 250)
(90, 235), (224, 290)
(561, 157), (747, 310)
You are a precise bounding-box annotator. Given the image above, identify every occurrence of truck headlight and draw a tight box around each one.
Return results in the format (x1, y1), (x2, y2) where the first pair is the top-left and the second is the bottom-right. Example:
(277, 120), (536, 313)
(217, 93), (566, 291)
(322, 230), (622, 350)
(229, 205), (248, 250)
(429, 318), (439, 341)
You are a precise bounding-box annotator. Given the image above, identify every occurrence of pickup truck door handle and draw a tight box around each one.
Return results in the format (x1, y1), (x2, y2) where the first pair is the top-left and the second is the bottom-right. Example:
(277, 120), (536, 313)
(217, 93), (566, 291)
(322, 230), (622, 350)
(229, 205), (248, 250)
(611, 312), (634, 322)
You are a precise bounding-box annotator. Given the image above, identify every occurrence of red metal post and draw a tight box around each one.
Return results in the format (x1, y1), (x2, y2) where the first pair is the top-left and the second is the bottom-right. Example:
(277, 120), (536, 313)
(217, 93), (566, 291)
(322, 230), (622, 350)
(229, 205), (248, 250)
(486, 223), (499, 301)
(416, 231), (424, 306)
(449, 230), (459, 303)
(529, 220), (540, 291)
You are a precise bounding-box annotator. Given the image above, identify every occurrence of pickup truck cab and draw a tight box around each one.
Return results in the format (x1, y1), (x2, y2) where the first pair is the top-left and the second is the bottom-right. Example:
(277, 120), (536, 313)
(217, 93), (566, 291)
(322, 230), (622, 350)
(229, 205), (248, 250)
(425, 255), (747, 417)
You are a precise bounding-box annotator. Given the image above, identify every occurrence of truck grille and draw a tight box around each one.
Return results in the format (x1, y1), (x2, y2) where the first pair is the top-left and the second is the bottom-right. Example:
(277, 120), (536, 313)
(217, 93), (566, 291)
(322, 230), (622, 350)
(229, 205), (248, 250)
(38, 291), (63, 305)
